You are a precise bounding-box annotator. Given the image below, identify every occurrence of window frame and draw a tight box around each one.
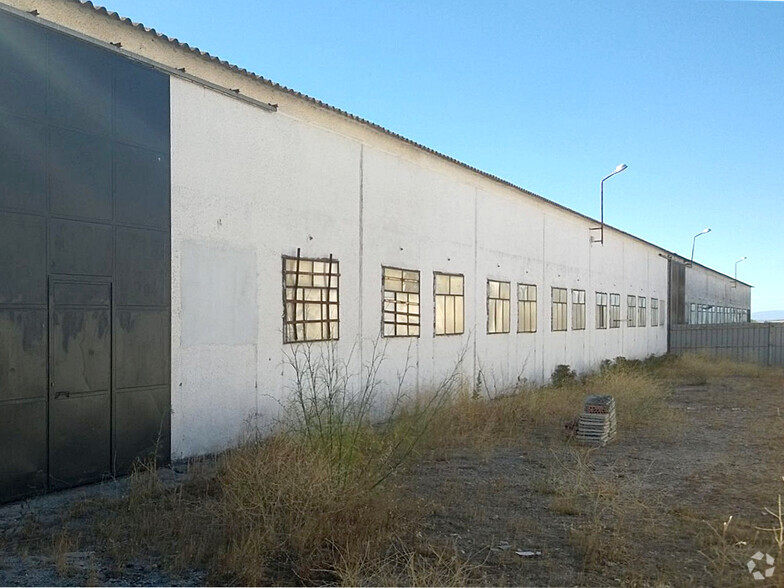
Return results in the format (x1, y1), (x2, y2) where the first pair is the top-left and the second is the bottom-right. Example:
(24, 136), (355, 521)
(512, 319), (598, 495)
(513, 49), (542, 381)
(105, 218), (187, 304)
(381, 265), (420, 338)
(487, 279), (511, 334)
(434, 271), (465, 336)
(638, 296), (647, 327)
(282, 253), (340, 344)
(517, 283), (537, 333)
(551, 286), (567, 332)
(571, 288), (586, 330)
(627, 294), (637, 327)
(596, 291), (608, 329)
(651, 297), (659, 327)
(609, 293), (621, 328)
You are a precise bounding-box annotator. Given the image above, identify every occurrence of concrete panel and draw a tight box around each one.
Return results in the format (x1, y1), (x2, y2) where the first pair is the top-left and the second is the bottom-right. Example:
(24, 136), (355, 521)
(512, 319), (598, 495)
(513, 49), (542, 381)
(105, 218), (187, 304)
(180, 242), (258, 347)
(172, 345), (257, 458)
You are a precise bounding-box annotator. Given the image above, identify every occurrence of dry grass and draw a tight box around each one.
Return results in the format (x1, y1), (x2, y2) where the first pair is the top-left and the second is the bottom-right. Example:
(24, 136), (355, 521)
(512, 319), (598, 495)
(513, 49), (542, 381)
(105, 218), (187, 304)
(662, 352), (779, 384)
(51, 353), (783, 586)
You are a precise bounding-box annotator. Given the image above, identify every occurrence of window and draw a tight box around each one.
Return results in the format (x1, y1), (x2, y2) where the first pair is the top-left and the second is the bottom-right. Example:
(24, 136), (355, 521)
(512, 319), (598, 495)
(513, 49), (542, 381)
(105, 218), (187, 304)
(382, 266), (420, 337)
(627, 295), (637, 327)
(572, 289), (586, 330)
(609, 293), (621, 328)
(283, 255), (339, 343)
(638, 296), (646, 327)
(487, 280), (511, 334)
(517, 284), (537, 333)
(551, 287), (567, 331)
(651, 298), (659, 327)
(596, 292), (608, 329)
(660, 300), (665, 327)
(689, 302), (697, 325)
(435, 272), (464, 335)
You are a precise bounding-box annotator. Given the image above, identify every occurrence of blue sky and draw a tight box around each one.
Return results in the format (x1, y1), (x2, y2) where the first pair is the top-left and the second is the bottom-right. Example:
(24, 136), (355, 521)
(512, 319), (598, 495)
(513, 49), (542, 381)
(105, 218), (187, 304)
(99, 0), (783, 312)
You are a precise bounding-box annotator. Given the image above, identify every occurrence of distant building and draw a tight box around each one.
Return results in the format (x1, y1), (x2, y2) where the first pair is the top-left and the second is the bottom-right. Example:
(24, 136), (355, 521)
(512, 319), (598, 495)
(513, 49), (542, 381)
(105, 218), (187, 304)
(0, 1), (752, 502)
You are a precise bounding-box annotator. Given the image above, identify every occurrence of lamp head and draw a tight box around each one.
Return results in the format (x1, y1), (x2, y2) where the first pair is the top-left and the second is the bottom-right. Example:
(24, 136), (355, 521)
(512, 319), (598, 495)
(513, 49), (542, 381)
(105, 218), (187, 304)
(702, 228), (711, 235)
(615, 164), (628, 173)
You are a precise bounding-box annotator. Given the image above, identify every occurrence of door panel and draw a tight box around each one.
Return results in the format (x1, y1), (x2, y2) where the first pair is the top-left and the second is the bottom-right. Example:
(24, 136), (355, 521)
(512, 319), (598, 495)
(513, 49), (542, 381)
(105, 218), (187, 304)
(48, 280), (111, 489)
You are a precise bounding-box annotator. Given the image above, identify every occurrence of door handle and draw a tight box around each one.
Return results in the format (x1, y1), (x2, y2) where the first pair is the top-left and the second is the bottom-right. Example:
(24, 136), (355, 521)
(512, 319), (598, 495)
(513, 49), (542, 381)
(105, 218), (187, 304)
(54, 390), (71, 399)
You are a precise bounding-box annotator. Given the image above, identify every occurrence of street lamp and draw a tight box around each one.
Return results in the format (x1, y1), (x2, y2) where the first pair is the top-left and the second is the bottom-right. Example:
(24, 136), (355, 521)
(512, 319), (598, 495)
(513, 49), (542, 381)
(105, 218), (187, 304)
(734, 256), (747, 286)
(591, 164), (628, 245)
(690, 228), (711, 264)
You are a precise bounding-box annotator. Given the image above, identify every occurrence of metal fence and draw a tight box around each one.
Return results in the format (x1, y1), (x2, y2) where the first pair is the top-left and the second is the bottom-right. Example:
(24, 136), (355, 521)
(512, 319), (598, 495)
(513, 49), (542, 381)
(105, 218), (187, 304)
(669, 323), (784, 366)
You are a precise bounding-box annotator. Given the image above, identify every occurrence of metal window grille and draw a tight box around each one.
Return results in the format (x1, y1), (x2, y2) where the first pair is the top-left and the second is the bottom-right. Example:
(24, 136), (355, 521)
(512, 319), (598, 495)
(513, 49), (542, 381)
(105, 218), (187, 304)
(651, 298), (658, 327)
(627, 295), (637, 327)
(434, 272), (464, 335)
(638, 296), (646, 327)
(551, 287), (567, 331)
(382, 266), (420, 337)
(609, 293), (621, 328)
(517, 284), (537, 333)
(571, 289), (586, 330)
(487, 280), (511, 334)
(596, 292), (608, 329)
(282, 251), (339, 343)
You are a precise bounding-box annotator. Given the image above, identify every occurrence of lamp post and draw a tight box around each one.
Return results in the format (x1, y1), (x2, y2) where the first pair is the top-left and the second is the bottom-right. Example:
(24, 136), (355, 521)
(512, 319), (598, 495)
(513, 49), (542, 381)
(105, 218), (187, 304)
(734, 256), (746, 286)
(592, 164), (627, 245)
(690, 228), (711, 264)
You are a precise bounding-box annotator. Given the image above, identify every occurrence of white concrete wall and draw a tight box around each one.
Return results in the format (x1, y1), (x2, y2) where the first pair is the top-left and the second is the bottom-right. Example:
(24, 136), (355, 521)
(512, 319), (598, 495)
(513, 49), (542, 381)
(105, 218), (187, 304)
(685, 264), (751, 310)
(170, 77), (668, 460)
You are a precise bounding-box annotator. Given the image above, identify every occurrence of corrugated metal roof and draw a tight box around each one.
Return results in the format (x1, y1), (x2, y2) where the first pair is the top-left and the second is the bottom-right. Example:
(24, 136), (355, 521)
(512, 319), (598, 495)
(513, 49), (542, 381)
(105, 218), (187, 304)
(10, 0), (752, 287)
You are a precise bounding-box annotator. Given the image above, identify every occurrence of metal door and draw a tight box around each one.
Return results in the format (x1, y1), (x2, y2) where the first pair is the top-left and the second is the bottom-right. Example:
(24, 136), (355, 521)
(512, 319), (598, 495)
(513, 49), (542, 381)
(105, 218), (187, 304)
(48, 278), (112, 489)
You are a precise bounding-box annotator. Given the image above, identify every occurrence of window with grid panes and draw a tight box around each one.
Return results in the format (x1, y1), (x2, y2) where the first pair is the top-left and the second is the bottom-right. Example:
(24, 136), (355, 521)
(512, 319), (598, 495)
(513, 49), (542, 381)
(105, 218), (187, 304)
(487, 280), (510, 334)
(517, 284), (537, 333)
(596, 292), (608, 329)
(627, 295), (636, 327)
(660, 300), (665, 327)
(283, 255), (339, 343)
(651, 298), (658, 326)
(382, 266), (420, 337)
(551, 287), (567, 331)
(610, 293), (621, 328)
(434, 272), (464, 335)
(571, 289), (585, 330)
(638, 296), (646, 327)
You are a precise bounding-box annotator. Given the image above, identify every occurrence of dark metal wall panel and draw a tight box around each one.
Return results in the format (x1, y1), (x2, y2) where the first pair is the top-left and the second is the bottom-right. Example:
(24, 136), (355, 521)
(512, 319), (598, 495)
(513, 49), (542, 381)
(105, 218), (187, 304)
(49, 219), (114, 276)
(0, 11), (47, 119)
(0, 212), (47, 304)
(0, 310), (47, 403)
(0, 113), (47, 213)
(115, 227), (170, 307)
(668, 260), (686, 326)
(114, 144), (170, 228)
(47, 33), (113, 136)
(49, 128), (113, 220)
(0, 8), (171, 502)
(115, 310), (170, 389)
(114, 58), (170, 152)
(0, 400), (47, 500)
(113, 386), (171, 473)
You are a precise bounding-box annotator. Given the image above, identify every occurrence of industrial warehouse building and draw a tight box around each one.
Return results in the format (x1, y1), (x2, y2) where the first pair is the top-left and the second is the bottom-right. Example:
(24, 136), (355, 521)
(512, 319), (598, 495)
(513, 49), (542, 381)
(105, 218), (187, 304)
(0, 1), (752, 502)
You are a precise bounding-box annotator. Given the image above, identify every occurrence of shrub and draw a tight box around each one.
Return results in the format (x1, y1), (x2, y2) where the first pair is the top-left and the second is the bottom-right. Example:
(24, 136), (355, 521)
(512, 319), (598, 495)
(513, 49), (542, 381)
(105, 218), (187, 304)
(551, 364), (578, 387)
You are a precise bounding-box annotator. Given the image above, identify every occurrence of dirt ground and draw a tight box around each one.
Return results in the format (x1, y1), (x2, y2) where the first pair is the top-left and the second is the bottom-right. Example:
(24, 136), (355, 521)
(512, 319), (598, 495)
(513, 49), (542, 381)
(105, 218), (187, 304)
(1, 372), (782, 587)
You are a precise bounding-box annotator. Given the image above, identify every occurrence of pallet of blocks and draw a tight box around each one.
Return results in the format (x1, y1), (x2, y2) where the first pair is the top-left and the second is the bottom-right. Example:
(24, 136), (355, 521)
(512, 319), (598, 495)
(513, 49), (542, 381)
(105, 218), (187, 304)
(576, 394), (616, 445)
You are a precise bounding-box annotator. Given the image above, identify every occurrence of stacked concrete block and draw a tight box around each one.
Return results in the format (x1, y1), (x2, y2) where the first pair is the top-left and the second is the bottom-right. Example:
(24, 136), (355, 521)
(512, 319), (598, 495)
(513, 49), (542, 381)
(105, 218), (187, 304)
(576, 395), (617, 445)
